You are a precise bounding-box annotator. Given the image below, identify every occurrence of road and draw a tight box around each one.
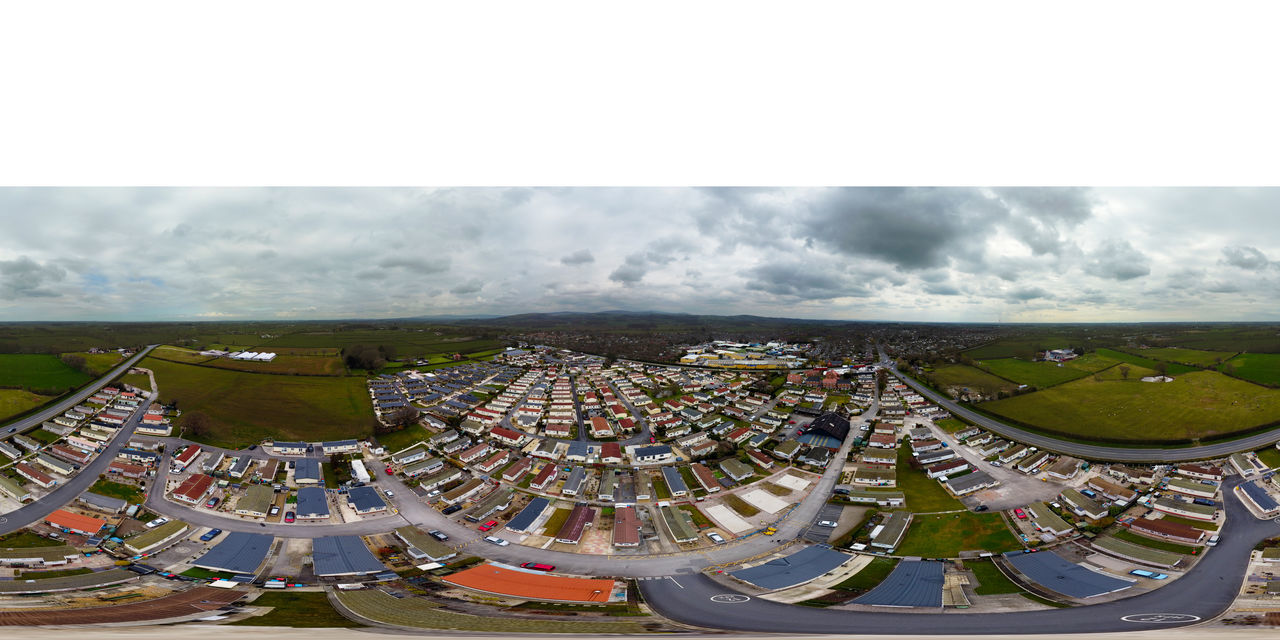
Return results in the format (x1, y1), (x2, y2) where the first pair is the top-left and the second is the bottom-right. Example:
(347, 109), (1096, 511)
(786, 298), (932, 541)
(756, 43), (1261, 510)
(1, 345), (155, 434)
(879, 347), (1280, 463)
(640, 475), (1280, 634)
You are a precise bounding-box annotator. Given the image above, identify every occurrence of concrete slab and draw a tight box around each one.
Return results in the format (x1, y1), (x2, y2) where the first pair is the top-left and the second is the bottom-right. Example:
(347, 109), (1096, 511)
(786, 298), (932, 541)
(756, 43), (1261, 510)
(706, 504), (753, 534)
(742, 489), (790, 514)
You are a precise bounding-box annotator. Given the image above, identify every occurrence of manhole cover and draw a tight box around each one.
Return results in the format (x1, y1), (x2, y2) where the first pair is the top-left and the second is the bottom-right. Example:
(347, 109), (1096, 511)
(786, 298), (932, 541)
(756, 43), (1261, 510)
(1121, 614), (1200, 624)
(710, 594), (751, 603)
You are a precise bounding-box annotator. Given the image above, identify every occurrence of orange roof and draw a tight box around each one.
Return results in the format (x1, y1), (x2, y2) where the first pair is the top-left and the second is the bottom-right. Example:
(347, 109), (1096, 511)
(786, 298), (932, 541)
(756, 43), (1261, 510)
(45, 509), (107, 534)
(444, 564), (615, 602)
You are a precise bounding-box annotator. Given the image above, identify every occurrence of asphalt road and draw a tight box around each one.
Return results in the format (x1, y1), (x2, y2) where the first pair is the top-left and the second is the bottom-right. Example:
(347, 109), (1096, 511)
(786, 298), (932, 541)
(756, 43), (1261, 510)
(1, 345), (155, 434)
(880, 348), (1280, 462)
(640, 475), (1280, 634)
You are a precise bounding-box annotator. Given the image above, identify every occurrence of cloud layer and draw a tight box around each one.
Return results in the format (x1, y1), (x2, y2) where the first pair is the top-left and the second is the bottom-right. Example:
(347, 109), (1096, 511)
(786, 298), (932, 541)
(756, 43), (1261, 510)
(2, 187), (1280, 322)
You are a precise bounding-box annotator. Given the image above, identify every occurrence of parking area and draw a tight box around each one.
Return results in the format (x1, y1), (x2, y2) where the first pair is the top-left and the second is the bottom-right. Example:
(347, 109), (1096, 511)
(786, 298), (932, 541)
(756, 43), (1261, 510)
(802, 503), (845, 543)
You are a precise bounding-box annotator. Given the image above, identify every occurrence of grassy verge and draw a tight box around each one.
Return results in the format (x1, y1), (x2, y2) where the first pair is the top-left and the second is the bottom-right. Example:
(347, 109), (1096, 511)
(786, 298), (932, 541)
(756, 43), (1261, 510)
(0, 531), (57, 548)
(1021, 592), (1071, 608)
(17, 567), (93, 580)
(968, 559), (1023, 595)
(1113, 529), (1200, 554)
(89, 478), (145, 503)
(179, 567), (238, 579)
(831, 556), (898, 595)
(1160, 514), (1220, 531)
(231, 591), (363, 627)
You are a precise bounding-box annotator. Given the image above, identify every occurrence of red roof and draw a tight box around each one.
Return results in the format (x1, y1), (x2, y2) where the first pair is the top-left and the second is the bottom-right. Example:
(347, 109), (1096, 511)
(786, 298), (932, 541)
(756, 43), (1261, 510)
(490, 426), (524, 441)
(174, 445), (201, 465)
(601, 442), (622, 459)
(45, 509), (106, 535)
(444, 563), (614, 602)
(174, 473), (215, 502)
(532, 463), (558, 488)
(613, 506), (640, 546)
(17, 463), (53, 485)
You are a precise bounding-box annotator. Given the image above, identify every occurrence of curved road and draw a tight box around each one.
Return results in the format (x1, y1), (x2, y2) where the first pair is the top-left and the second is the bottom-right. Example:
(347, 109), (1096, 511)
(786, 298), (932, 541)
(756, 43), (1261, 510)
(880, 348), (1280, 462)
(641, 475), (1279, 634)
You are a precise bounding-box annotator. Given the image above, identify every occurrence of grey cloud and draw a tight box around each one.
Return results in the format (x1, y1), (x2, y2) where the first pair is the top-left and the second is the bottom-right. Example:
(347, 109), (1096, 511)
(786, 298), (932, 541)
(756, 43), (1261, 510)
(450, 280), (484, 295)
(1084, 239), (1151, 281)
(560, 249), (595, 265)
(745, 262), (870, 300)
(923, 282), (961, 296)
(377, 257), (450, 274)
(1007, 285), (1051, 301)
(609, 254), (649, 285)
(1221, 245), (1271, 270)
(0, 256), (67, 298)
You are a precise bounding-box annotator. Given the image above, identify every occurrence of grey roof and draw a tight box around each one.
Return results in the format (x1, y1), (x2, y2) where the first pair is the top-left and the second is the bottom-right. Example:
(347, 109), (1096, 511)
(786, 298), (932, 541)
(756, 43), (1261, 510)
(347, 486), (387, 512)
(1004, 550), (1132, 598)
(853, 560), (945, 607)
(946, 470), (996, 494)
(323, 439), (359, 448)
(274, 441), (307, 450)
(194, 532), (274, 574)
(79, 491), (128, 511)
(566, 441), (589, 457)
(312, 535), (386, 576)
(661, 466), (688, 494)
(296, 486), (330, 518)
(730, 545), (850, 590)
(506, 497), (550, 533)
(1243, 480), (1278, 511)
(635, 445), (673, 458)
(563, 466), (587, 494)
(294, 457), (322, 482)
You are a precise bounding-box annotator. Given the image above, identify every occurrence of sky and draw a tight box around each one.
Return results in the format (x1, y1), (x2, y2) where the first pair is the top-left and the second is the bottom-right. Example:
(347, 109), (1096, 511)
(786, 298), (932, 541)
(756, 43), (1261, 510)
(2, 187), (1280, 323)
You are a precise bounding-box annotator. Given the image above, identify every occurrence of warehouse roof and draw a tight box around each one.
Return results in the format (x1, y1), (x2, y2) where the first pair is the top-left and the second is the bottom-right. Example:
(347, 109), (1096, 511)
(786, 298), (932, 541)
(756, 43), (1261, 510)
(311, 536), (386, 576)
(730, 545), (851, 590)
(1004, 550), (1132, 598)
(193, 532), (274, 574)
(853, 560), (944, 607)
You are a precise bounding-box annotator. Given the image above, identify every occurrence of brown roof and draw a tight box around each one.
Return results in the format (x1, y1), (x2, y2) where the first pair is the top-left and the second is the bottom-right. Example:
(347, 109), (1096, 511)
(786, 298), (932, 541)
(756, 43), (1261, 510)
(531, 463), (558, 488)
(174, 473), (215, 502)
(1130, 517), (1204, 542)
(444, 563), (614, 602)
(613, 506), (640, 546)
(601, 442), (622, 459)
(555, 504), (596, 543)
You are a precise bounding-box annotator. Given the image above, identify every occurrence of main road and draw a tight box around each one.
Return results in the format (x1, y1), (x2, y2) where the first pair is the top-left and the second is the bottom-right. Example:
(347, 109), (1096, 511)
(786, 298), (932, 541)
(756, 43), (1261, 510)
(879, 346), (1280, 462)
(1, 345), (156, 434)
(640, 475), (1278, 634)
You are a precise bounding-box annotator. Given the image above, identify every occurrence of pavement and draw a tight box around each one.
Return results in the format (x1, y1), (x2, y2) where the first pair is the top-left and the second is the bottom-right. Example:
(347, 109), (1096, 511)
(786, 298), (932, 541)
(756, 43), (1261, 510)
(880, 347), (1280, 462)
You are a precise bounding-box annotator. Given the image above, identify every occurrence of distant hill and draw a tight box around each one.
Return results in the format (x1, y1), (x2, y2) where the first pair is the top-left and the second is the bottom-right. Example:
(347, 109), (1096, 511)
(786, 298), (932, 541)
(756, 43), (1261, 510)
(455, 310), (852, 330)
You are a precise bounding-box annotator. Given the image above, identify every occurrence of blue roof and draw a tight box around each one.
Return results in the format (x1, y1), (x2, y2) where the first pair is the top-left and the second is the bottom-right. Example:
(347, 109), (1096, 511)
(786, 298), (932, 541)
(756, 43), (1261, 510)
(635, 445), (672, 458)
(1004, 550), (1132, 598)
(506, 497), (550, 532)
(296, 486), (330, 518)
(311, 536), (386, 576)
(295, 457), (322, 482)
(274, 441), (306, 449)
(347, 486), (387, 512)
(567, 442), (589, 457)
(323, 439), (358, 447)
(1244, 480), (1278, 511)
(661, 466), (688, 494)
(730, 546), (851, 590)
(854, 560), (945, 607)
(194, 532), (273, 574)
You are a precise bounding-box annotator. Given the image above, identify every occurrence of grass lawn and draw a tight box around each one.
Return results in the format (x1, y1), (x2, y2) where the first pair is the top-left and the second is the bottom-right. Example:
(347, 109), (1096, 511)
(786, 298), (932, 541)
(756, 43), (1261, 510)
(89, 479), (145, 503)
(968, 559), (1023, 595)
(375, 425), (429, 453)
(1137, 347), (1237, 368)
(1113, 529), (1201, 555)
(66, 351), (125, 376)
(934, 417), (970, 433)
(16, 567), (93, 580)
(179, 567), (237, 579)
(336, 588), (644, 633)
(1094, 348), (1198, 375)
(140, 357), (377, 448)
(975, 353), (1119, 388)
(897, 512), (1023, 557)
(723, 493), (760, 517)
(231, 591), (363, 628)
(28, 428), (61, 444)
(831, 556), (899, 594)
(0, 531), (57, 548)
(982, 370), (1280, 443)
(925, 364), (1017, 397)
(1160, 514), (1220, 531)
(1257, 446), (1280, 469)
(678, 505), (712, 528)
(0, 353), (91, 392)
(541, 508), (571, 535)
(202, 354), (347, 376)
(653, 478), (671, 499)
(896, 446), (962, 512)
(1223, 352), (1280, 386)
(0, 388), (55, 424)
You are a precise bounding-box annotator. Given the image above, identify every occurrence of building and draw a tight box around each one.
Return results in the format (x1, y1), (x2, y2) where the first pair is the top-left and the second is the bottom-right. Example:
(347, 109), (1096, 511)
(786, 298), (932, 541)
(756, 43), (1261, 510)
(78, 491), (128, 513)
(45, 509), (106, 536)
(502, 457), (532, 482)
(1239, 480), (1280, 517)
(945, 470), (997, 496)
(469, 488), (512, 520)
(660, 505), (698, 543)
(1129, 517), (1206, 545)
(347, 486), (389, 515)
(311, 536), (387, 577)
(661, 466), (689, 497)
(0, 476), (31, 502)
(420, 467), (464, 492)
(926, 459), (970, 479)
(719, 458), (753, 482)
(690, 464), (720, 494)
(555, 503), (596, 544)
(296, 486), (331, 520)
(442, 477), (487, 505)
(632, 445), (675, 465)
(598, 468), (621, 501)
(235, 484), (276, 517)
(475, 450), (510, 474)
(562, 467), (588, 497)
(392, 445), (428, 465)
(1176, 464), (1224, 482)
(172, 445), (202, 471)
(321, 440), (360, 455)
(34, 453), (76, 476)
(1087, 476), (1138, 503)
(395, 526), (457, 563)
(600, 442), (623, 464)
(459, 442), (492, 465)
(870, 511), (912, 551)
(107, 460), (148, 479)
(1045, 457), (1081, 480)
(1165, 477), (1216, 499)
(531, 463), (559, 491)
(172, 473), (215, 505)
(228, 455), (254, 479)
(613, 506), (641, 547)
(773, 439), (802, 460)
(1154, 496), (1216, 521)
(123, 520), (190, 556)
(1060, 488), (1108, 520)
(294, 458), (323, 484)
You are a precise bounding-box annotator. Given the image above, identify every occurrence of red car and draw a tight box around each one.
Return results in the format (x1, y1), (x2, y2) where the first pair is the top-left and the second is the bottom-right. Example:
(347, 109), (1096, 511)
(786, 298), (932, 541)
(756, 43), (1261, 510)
(1014, 508), (1027, 519)
(520, 562), (555, 571)
(284, 512), (296, 523)
(478, 520), (498, 532)
(385, 467), (394, 475)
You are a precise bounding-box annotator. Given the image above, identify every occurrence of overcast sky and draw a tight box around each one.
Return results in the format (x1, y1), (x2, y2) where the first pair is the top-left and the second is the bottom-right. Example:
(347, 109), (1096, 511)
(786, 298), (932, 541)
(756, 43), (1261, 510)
(2, 187), (1279, 323)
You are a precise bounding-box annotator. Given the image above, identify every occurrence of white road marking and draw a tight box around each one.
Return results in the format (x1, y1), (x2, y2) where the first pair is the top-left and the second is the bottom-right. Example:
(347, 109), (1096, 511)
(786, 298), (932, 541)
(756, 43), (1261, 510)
(668, 577), (683, 588)
(1121, 613), (1201, 623)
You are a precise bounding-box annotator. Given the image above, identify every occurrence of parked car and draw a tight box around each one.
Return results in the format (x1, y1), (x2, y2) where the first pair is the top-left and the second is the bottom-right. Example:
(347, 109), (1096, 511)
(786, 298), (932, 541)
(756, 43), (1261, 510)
(763, 527), (778, 536)
(1207, 534), (1221, 547)
(205, 497), (220, 508)
(269, 505), (280, 516)
(1014, 508), (1027, 520)
(248, 445), (257, 450)
(521, 562), (554, 571)
(384, 489), (394, 498)
(707, 532), (726, 544)
(145, 517), (169, 529)
(817, 520), (837, 528)
(483, 536), (509, 546)
(385, 467), (394, 475)
(284, 512), (296, 523)
(974, 505), (990, 512)
(479, 520), (499, 532)
(428, 529), (449, 541)
(199, 528), (222, 542)
(1130, 569), (1169, 579)
(442, 504), (462, 515)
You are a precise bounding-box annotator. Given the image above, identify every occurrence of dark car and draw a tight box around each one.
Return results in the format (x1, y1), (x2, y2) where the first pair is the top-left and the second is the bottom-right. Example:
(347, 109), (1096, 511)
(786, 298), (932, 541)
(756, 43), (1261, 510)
(248, 445), (257, 450)
(974, 505), (989, 512)
(442, 504), (462, 515)
(427, 529), (449, 541)
(199, 528), (223, 541)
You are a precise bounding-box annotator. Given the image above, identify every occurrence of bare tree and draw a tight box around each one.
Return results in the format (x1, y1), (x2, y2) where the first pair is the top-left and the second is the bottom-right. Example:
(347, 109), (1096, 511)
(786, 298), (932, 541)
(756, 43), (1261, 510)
(1119, 365), (1131, 380)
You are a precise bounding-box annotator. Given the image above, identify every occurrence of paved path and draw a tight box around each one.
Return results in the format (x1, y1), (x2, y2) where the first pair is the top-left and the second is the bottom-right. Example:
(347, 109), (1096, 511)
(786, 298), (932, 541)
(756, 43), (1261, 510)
(880, 347), (1280, 462)
(641, 474), (1280, 634)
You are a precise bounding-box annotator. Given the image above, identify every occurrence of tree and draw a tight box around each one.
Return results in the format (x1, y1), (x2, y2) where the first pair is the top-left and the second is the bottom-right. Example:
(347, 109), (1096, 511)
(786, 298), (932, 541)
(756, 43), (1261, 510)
(1119, 365), (1131, 380)
(60, 353), (88, 375)
(185, 411), (213, 439)
(387, 406), (420, 429)
(1153, 361), (1168, 376)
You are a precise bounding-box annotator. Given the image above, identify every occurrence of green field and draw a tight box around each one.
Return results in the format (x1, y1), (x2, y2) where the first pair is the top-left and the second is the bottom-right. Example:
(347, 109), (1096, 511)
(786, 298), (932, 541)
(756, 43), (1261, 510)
(65, 352), (125, 376)
(1094, 348), (1198, 375)
(968, 559), (1024, 595)
(982, 370), (1280, 443)
(965, 336), (1080, 361)
(202, 354), (347, 376)
(926, 364), (1017, 397)
(139, 357), (377, 448)
(896, 446), (962, 512)
(261, 329), (503, 355)
(0, 354), (91, 392)
(375, 426), (429, 453)
(1112, 529), (1200, 555)
(149, 345), (217, 364)
(231, 591), (363, 628)
(974, 353), (1118, 388)
(0, 531), (57, 548)
(832, 556), (899, 594)
(89, 479), (145, 503)
(897, 512), (1023, 557)
(1134, 347), (1236, 368)
(0, 388), (55, 423)
(1222, 352), (1280, 386)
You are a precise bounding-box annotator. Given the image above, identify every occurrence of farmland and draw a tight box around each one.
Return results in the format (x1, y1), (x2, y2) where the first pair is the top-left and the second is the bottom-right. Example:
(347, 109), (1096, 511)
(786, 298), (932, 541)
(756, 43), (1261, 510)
(260, 329), (503, 356)
(0, 389), (55, 424)
(896, 512), (1023, 557)
(0, 354), (91, 392)
(63, 351), (125, 376)
(925, 364), (1017, 397)
(982, 370), (1280, 443)
(973, 352), (1119, 388)
(137, 357), (377, 449)
(1129, 346), (1236, 368)
(1221, 352), (1280, 386)
(1094, 348), (1198, 375)
(202, 354), (346, 376)
(964, 336), (1082, 361)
